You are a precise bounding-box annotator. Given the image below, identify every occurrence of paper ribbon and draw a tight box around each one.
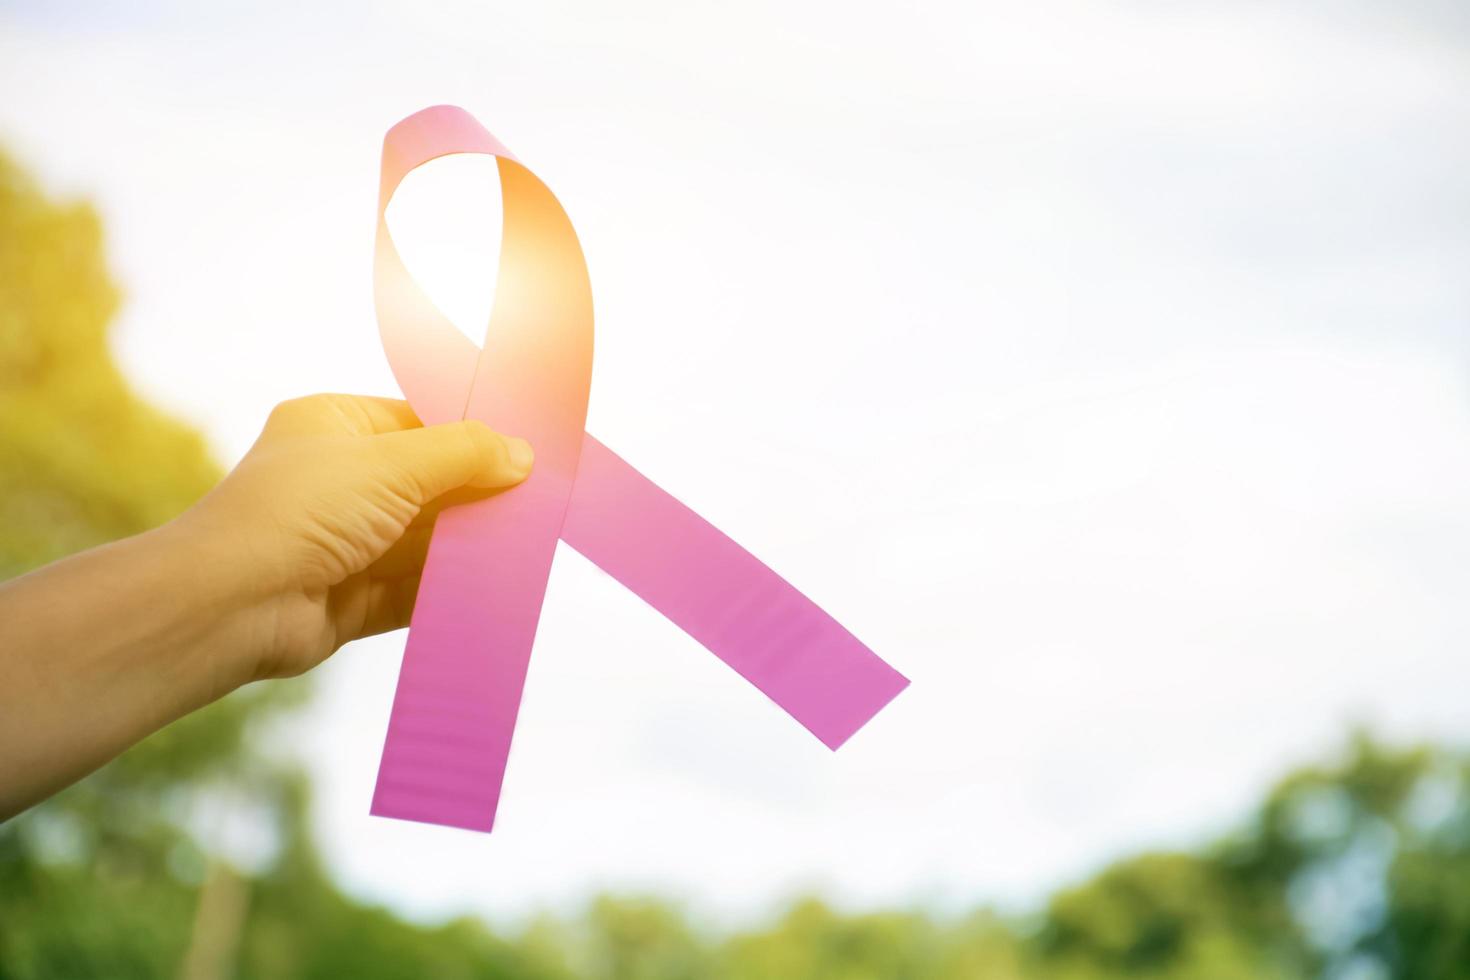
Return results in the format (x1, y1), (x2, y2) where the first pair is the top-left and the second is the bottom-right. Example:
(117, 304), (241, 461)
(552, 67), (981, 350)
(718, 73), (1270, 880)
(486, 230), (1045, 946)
(371, 105), (909, 832)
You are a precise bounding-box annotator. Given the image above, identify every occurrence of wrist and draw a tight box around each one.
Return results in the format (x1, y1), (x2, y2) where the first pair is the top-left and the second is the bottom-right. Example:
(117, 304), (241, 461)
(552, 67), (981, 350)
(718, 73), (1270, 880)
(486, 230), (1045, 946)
(0, 505), (271, 816)
(142, 510), (277, 696)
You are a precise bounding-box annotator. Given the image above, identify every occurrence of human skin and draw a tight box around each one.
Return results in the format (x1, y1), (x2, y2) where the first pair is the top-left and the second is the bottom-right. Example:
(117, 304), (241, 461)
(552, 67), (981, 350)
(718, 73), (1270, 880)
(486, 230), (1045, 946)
(0, 393), (533, 821)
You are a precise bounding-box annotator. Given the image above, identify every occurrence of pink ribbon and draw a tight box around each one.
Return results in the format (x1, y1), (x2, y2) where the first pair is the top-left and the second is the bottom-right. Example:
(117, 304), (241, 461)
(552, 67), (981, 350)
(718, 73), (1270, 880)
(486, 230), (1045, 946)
(371, 105), (909, 832)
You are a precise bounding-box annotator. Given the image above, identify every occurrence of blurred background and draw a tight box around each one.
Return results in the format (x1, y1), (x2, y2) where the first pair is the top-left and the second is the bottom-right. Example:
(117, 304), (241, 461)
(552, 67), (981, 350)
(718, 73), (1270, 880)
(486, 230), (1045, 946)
(3, 0), (1470, 977)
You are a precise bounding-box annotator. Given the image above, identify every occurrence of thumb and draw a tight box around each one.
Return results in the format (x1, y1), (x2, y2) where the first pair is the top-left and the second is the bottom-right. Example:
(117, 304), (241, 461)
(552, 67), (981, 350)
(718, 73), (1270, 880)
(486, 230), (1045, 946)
(374, 420), (534, 503)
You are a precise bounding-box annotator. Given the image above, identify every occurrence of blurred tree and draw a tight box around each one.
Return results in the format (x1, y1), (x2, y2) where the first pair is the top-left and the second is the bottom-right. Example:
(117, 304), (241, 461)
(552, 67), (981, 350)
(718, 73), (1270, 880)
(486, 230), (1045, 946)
(0, 149), (218, 574)
(1026, 735), (1470, 980)
(1033, 852), (1301, 980)
(1223, 735), (1470, 980)
(720, 898), (1024, 980)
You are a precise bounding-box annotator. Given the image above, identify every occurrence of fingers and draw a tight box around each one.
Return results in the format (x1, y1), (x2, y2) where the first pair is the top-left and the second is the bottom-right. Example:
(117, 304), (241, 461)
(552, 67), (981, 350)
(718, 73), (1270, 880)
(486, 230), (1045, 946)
(404, 485), (501, 531)
(343, 397), (423, 434)
(355, 574), (422, 641)
(370, 524), (435, 579)
(374, 420), (534, 504)
(326, 568), (422, 647)
(325, 474), (507, 646)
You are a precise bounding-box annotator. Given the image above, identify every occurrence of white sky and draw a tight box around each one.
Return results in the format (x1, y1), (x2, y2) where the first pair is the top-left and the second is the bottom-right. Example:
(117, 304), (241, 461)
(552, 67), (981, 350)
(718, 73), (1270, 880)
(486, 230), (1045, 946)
(3, 0), (1470, 927)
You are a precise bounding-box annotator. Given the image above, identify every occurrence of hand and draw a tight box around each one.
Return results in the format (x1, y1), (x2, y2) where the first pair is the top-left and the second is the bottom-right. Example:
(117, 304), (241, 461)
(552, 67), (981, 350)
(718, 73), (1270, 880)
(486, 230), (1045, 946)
(180, 394), (533, 682)
(0, 392), (529, 819)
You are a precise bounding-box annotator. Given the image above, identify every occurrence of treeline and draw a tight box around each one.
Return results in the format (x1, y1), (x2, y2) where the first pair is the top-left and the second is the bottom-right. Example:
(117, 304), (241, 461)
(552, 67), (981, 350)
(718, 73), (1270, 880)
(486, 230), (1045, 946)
(7, 726), (1470, 979)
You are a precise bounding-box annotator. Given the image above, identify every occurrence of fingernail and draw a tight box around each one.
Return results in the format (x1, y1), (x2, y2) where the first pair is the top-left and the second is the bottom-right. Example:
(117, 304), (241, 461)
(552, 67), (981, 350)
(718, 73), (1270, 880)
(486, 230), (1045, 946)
(508, 437), (534, 477)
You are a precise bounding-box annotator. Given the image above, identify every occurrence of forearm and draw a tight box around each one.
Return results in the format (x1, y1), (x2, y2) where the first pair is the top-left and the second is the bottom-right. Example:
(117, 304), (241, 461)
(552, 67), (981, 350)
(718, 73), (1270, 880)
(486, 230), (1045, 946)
(0, 519), (259, 820)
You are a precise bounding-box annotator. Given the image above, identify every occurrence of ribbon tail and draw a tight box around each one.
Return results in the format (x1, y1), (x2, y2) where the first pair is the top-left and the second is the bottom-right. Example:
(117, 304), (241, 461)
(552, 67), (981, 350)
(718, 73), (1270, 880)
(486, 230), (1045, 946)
(370, 491), (553, 833)
(561, 434), (909, 749)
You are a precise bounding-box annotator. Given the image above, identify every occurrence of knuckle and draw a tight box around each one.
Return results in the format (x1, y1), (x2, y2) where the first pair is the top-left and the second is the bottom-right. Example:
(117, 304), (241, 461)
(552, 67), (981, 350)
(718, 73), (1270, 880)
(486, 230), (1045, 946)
(265, 394), (365, 439)
(458, 420), (495, 461)
(375, 441), (433, 501)
(268, 394), (326, 424)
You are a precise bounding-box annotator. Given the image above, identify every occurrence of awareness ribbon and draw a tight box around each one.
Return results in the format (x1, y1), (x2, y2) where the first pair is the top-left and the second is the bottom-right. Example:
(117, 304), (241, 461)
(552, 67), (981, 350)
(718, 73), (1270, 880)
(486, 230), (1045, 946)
(371, 105), (909, 832)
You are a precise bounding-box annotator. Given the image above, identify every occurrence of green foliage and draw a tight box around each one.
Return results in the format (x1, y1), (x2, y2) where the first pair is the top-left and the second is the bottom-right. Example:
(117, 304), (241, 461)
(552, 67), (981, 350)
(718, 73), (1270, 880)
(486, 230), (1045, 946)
(6, 147), (1470, 979)
(720, 901), (1023, 980)
(1035, 852), (1300, 980)
(0, 150), (218, 576)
